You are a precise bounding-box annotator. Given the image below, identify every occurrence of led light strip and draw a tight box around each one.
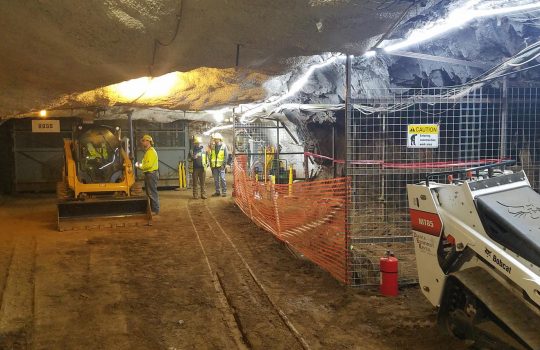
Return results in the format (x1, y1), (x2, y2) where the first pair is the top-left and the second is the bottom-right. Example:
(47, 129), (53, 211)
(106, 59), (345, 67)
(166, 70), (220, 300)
(383, 0), (540, 53)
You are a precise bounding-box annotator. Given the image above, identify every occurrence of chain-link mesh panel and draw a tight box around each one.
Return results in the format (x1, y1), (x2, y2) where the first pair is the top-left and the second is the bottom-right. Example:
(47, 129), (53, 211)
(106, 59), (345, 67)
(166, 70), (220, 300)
(507, 87), (540, 190)
(231, 86), (540, 287)
(233, 117), (305, 182)
(347, 86), (540, 287)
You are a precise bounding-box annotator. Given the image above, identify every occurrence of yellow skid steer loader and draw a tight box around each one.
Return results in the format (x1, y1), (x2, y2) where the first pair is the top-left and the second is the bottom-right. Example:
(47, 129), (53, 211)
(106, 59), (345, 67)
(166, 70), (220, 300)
(57, 124), (151, 231)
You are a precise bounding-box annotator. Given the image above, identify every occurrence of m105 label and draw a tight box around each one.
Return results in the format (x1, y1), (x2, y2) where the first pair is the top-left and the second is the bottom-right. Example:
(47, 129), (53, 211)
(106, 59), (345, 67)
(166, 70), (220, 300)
(409, 209), (443, 237)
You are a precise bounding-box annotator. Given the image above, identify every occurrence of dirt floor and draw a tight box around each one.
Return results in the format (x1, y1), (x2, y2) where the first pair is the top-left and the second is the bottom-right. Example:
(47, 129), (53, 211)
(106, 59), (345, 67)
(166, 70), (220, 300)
(0, 188), (470, 350)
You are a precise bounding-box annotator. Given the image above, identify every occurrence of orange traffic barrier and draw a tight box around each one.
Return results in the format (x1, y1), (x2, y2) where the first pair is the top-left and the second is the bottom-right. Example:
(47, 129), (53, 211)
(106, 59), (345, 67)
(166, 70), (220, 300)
(234, 156), (348, 283)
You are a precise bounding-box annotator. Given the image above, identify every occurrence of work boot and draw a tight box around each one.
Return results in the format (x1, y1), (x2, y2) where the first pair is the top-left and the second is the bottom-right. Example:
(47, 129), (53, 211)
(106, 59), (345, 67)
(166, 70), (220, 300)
(221, 193), (227, 197)
(192, 194), (198, 199)
(212, 192), (220, 197)
(201, 194), (207, 199)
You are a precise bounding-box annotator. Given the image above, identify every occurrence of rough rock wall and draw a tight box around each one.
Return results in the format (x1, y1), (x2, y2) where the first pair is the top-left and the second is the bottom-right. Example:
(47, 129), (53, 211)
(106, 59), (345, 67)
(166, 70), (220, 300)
(262, 1), (540, 162)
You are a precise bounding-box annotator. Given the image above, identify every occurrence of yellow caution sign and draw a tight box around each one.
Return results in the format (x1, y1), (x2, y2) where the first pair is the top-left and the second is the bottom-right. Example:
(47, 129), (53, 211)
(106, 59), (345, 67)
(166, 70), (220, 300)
(407, 124), (439, 148)
(408, 124), (438, 134)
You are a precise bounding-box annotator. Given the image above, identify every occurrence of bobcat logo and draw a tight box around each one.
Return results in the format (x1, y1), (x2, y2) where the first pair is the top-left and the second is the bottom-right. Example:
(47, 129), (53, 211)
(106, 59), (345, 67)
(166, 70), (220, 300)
(484, 248), (492, 257)
(497, 201), (540, 219)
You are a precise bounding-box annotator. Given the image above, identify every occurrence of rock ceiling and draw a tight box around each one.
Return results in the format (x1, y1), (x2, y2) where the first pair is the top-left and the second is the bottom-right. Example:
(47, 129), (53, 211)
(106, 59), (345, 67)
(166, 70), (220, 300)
(0, 0), (410, 118)
(3, 0), (539, 121)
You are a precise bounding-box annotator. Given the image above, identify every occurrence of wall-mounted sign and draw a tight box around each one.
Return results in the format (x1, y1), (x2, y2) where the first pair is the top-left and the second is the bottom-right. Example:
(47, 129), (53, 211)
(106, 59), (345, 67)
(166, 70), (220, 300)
(407, 124), (439, 148)
(32, 120), (60, 133)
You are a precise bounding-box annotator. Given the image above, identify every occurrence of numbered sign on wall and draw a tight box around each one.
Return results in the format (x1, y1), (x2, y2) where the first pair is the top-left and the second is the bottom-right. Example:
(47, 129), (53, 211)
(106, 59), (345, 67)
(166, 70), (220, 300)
(31, 120), (60, 133)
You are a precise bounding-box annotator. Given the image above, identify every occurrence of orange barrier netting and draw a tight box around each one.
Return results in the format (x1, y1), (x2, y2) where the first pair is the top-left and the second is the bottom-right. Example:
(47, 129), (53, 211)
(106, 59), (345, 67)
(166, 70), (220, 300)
(233, 156), (348, 284)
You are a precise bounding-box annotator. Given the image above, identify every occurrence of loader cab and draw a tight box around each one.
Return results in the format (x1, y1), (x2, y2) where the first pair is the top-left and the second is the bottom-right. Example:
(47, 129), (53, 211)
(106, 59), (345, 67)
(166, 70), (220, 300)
(73, 125), (124, 184)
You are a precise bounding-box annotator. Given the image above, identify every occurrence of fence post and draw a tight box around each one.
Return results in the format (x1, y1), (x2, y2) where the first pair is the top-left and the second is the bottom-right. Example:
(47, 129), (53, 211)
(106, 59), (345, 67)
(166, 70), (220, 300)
(271, 182), (281, 237)
(178, 161), (186, 189)
(344, 54), (352, 285)
(288, 165), (293, 197)
(249, 174), (255, 220)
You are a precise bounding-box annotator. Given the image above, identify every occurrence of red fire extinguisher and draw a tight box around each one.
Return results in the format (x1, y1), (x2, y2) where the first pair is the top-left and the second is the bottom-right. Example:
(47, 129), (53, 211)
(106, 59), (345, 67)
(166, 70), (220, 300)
(380, 250), (399, 297)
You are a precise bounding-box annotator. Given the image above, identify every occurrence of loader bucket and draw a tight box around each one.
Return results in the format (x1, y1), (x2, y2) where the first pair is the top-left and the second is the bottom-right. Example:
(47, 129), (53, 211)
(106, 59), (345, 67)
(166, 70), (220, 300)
(57, 197), (152, 231)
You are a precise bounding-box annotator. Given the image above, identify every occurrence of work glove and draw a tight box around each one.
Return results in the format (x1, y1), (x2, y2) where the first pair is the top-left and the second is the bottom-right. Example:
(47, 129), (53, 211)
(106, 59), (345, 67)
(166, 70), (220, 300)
(135, 161), (141, 169)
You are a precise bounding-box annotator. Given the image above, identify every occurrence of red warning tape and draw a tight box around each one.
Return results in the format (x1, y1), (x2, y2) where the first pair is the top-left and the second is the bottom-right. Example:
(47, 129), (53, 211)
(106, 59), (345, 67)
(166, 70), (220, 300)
(304, 152), (507, 169)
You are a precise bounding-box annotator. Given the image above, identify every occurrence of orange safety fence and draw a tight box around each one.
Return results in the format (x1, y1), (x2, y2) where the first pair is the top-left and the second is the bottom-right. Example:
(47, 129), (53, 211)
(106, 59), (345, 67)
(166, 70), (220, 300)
(233, 156), (348, 284)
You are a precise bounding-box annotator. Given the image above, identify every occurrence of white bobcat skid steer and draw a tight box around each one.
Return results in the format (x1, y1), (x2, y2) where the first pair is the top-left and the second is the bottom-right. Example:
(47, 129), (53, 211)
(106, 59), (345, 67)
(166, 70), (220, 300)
(407, 161), (540, 350)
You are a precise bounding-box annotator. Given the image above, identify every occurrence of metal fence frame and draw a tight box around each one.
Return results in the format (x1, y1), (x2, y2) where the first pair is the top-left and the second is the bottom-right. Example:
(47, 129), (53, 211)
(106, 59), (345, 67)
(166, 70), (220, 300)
(347, 85), (540, 286)
(232, 117), (305, 182)
(134, 119), (189, 187)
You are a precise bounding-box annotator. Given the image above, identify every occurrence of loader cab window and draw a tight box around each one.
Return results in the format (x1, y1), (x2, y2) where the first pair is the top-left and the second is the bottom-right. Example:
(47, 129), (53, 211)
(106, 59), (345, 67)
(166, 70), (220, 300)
(85, 142), (110, 162)
(76, 126), (123, 184)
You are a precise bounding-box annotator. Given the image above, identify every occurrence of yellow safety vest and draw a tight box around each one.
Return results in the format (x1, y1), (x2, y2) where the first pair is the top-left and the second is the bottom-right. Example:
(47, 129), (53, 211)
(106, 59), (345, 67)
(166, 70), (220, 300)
(87, 143), (108, 160)
(141, 146), (159, 172)
(188, 149), (208, 173)
(210, 146), (225, 168)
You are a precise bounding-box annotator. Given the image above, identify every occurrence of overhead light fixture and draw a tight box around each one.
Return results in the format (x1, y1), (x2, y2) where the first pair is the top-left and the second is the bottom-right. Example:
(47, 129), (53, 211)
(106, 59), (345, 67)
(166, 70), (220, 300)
(112, 72), (180, 101)
(39, 110), (47, 117)
(203, 124), (233, 136)
(213, 112), (224, 122)
(363, 50), (377, 58)
(240, 54), (345, 122)
(208, 107), (231, 123)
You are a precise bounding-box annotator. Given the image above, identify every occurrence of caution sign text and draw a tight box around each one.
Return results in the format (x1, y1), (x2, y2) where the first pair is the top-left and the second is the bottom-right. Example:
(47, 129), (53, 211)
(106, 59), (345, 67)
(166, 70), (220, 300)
(407, 124), (439, 148)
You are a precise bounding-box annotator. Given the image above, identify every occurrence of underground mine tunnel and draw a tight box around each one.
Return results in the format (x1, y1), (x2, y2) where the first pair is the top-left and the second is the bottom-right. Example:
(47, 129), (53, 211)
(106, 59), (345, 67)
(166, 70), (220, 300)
(0, 1), (539, 349)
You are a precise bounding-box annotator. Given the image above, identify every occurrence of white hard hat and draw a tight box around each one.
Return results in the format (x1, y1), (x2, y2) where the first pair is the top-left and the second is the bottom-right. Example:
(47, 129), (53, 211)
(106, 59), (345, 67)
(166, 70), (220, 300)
(213, 132), (223, 140)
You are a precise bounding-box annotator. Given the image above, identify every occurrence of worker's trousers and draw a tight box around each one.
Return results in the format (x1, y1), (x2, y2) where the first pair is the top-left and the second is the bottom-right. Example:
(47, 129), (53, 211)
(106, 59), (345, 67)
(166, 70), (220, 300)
(192, 168), (206, 198)
(144, 171), (160, 214)
(211, 167), (226, 195)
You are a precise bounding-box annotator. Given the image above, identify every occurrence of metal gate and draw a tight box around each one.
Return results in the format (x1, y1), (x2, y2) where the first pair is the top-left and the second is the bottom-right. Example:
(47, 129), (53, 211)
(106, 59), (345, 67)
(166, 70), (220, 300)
(347, 86), (540, 286)
(233, 117), (305, 182)
(135, 120), (188, 187)
(12, 118), (73, 192)
(10, 118), (189, 192)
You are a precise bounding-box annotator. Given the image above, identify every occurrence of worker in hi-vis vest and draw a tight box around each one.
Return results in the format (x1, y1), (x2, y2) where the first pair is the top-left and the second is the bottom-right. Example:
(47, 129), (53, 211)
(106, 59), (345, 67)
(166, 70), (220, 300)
(86, 142), (108, 161)
(209, 133), (228, 197)
(135, 134), (160, 215)
(188, 135), (208, 199)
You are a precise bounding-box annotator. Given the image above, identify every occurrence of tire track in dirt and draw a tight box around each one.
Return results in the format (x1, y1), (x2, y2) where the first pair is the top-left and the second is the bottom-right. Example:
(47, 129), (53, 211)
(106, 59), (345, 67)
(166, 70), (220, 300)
(204, 199), (341, 349)
(0, 236), (35, 349)
(186, 200), (249, 350)
(0, 239), (15, 318)
(0, 192), (472, 350)
(205, 197), (471, 350)
(188, 200), (308, 350)
(34, 231), (154, 349)
(27, 191), (246, 350)
(85, 236), (132, 348)
(111, 195), (240, 350)
(33, 233), (134, 349)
